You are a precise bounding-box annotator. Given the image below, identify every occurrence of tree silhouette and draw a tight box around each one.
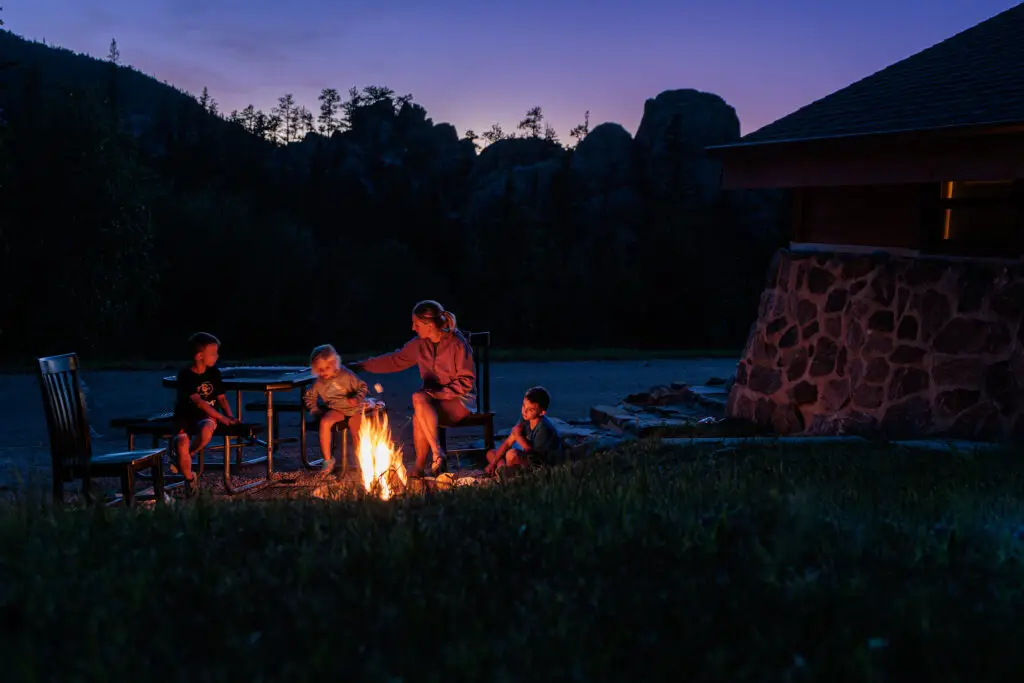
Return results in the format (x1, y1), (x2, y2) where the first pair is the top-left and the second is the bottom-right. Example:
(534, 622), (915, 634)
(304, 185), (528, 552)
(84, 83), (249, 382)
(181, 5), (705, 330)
(273, 93), (296, 143)
(107, 38), (120, 64)
(481, 122), (507, 145)
(317, 87), (341, 135)
(198, 86), (218, 115)
(297, 106), (314, 138)
(569, 110), (590, 148)
(517, 106), (543, 138)
(258, 110), (281, 142)
(0, 6), (10, 227)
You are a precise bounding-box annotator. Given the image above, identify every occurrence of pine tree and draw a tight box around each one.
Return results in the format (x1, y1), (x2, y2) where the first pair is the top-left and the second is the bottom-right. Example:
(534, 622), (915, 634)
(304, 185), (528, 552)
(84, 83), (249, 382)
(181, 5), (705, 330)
(517, 106), (543, 138)
(569, 110), (590, 148)
(317, 88), (341, 135)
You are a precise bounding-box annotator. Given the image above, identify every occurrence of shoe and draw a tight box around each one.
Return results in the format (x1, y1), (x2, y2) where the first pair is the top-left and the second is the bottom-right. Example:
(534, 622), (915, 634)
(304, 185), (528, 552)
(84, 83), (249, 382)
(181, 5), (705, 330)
(320, 458), (335, 475)
(408, 467), (425, 480)
(185, 474), (200, 498)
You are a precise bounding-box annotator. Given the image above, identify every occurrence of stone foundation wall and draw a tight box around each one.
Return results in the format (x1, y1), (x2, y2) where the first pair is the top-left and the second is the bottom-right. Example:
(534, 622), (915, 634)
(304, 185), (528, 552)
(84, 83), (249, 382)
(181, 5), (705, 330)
(726, 249), (1024, 440)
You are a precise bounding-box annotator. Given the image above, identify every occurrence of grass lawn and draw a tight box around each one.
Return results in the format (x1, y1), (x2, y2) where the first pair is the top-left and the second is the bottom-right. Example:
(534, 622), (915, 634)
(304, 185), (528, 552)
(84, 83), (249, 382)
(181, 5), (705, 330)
(2, 439), (1023, 681)
(1, 347), (740, 373)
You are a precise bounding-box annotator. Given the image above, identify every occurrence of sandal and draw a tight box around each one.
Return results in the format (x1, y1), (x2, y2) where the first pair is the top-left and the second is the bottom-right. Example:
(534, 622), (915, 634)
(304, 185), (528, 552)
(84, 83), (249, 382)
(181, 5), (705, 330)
(431, 456), (448, 477)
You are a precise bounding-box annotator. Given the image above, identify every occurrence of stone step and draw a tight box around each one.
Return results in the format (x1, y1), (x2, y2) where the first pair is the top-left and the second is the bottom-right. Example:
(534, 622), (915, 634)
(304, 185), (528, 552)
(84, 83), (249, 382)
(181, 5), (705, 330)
(623, 382), (729, 414)
(659, 436), (1006, 451)
(589, 404), (702, 436)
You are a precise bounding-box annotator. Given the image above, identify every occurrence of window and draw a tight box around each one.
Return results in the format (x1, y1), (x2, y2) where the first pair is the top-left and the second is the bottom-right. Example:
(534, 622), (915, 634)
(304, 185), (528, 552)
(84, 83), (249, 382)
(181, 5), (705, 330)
(935, 180), (1023, 256)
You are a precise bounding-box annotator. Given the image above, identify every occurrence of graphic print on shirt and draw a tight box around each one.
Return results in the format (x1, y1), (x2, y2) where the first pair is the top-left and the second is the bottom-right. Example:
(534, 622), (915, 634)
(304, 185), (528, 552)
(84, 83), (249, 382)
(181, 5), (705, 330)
(197, 382), (215, 403)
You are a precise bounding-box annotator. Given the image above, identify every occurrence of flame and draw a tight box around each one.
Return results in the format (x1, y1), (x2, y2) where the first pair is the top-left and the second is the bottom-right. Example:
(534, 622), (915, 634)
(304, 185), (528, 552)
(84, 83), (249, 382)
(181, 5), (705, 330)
(356, 407), (407, 499)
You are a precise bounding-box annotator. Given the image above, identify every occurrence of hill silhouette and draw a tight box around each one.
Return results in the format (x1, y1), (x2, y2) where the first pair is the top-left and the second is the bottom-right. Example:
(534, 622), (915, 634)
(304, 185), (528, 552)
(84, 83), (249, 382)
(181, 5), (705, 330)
(0, 25), (784, 361)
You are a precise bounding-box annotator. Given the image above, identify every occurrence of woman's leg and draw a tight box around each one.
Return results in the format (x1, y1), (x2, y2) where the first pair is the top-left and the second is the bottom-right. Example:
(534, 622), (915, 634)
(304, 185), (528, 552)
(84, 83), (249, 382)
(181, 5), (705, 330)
(434, 399), (470, 472)
(411, 391), (438, 474)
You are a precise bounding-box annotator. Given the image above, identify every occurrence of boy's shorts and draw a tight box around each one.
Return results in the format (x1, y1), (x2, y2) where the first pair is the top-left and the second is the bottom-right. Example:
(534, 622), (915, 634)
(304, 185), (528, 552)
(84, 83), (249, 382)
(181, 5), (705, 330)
(510, 443), (550, 467)
(173, 415), (215, 436)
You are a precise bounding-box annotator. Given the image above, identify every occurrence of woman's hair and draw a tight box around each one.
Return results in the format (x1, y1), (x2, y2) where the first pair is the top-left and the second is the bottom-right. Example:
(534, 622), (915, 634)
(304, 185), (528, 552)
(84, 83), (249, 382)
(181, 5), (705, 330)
(309, 344), (339, 365)
(412, 300), (457, 335)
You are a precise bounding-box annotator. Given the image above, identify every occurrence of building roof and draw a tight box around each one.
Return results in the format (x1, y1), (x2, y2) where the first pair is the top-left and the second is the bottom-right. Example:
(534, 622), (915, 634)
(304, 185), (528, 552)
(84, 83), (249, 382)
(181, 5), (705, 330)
(718, 4), (1024, 149)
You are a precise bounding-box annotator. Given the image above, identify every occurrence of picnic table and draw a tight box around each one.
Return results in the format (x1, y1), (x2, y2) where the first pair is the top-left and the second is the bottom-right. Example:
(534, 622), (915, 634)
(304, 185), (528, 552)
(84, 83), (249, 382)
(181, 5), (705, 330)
(162, 365), (316, 493)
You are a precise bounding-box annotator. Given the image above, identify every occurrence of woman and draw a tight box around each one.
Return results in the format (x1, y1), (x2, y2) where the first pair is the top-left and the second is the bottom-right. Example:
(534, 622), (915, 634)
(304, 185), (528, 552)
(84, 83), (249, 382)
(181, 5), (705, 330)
(350, 300), (475, 478)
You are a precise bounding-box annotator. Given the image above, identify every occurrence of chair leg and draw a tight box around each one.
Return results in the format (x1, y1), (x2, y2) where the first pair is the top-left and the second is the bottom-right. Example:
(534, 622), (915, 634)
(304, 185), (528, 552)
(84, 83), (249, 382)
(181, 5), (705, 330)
(153, 457), (165, 504)
(484, 417), (495, 451)
(82, 476), (94, 506)
(121, 469), (135, 507)
(166, 436), (175, 476)
(299, 407), (307, 465)
(439, 427), (447, 452)
(341, 426), (349, 477)
(52, 475), (63, 505)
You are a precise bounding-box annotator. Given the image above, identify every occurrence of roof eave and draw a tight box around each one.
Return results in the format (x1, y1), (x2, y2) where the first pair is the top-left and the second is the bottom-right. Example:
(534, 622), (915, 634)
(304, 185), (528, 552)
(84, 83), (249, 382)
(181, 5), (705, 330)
(706, 119), (1024, 153)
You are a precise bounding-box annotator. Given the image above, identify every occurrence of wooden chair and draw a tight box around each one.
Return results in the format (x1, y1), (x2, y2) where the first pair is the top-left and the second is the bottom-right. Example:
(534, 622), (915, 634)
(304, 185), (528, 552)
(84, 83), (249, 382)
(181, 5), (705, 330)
(37, 353), (166, 506)
(439, 330), (496, 462)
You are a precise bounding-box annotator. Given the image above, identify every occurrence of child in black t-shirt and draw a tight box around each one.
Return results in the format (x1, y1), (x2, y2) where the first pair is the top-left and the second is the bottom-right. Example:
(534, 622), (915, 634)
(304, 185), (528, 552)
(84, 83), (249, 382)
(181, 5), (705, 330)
(172, 332), (239, 495)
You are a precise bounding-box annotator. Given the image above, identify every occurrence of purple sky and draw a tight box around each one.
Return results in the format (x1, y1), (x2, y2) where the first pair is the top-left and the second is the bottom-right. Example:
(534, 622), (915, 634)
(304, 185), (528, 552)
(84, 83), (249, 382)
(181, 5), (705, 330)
(4, 1), (1021, 140)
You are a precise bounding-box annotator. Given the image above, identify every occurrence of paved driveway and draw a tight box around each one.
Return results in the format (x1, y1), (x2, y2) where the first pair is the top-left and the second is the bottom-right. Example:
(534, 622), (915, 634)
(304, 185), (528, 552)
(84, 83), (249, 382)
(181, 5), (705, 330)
(2, 358), (738, 494)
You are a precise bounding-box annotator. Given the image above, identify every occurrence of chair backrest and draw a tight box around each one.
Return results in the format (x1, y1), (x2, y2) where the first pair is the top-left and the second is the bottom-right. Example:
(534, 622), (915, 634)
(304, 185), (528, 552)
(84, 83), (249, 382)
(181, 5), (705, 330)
(465, 330), (491, 414)
(37, 353), (93, 475)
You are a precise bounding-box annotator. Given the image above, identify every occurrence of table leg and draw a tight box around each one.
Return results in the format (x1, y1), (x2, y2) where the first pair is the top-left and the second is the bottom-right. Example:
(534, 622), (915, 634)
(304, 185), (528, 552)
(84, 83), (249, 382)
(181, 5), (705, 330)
(299, 401), (325, 469)
(220, 388), (273, 496)
(266, 389), (274, 476)
(234, 390), (243, 465)
(300, 401), (306, 462)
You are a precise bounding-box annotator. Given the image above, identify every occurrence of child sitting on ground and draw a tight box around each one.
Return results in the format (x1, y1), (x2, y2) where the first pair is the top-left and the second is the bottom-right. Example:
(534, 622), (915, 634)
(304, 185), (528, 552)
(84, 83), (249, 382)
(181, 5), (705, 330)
(304, 344), (369, 474)
(485, 385), (562, 476)
(173, 332), (240, 496)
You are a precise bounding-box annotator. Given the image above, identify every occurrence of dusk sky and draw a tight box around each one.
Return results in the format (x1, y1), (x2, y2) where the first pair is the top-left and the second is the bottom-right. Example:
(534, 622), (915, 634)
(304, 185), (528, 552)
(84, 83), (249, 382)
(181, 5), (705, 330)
(5, 1), (1021, 140)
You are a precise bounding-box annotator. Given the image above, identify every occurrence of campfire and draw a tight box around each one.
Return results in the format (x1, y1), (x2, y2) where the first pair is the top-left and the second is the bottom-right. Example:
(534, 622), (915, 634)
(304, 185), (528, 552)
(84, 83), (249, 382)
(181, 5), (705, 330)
(355, 403), (407, 499)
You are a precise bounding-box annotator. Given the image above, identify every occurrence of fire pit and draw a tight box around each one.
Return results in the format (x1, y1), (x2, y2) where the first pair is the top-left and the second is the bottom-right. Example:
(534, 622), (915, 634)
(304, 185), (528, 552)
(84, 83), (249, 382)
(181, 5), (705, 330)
(356, 404), (408, 499)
